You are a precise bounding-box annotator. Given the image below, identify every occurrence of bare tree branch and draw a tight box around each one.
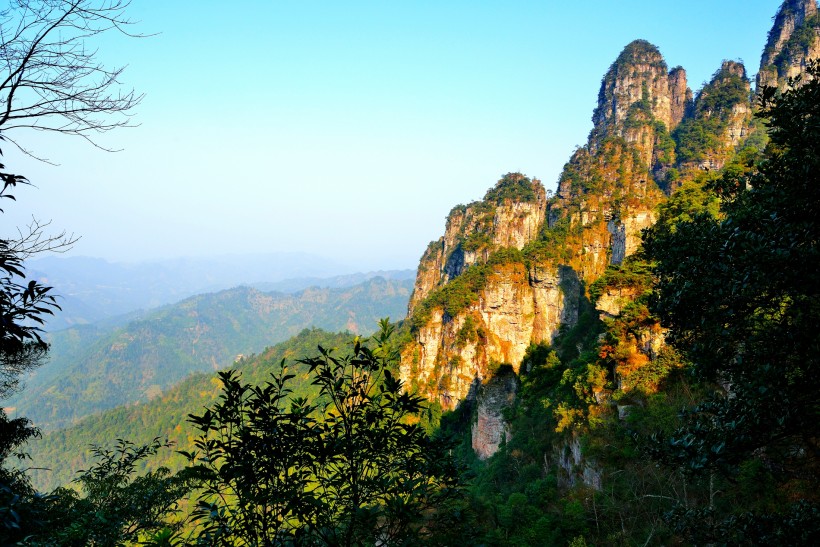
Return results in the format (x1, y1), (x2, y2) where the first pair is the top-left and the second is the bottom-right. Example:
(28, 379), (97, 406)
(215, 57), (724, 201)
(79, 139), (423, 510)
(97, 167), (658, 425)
(0, 0), (143, 396)
(0, 0), (145, 153)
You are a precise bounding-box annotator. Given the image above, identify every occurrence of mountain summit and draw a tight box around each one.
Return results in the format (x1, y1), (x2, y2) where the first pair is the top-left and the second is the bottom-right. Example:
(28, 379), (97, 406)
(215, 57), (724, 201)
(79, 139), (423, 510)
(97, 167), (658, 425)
(399, 1), (813, 437)
(758, 0), (820, 89)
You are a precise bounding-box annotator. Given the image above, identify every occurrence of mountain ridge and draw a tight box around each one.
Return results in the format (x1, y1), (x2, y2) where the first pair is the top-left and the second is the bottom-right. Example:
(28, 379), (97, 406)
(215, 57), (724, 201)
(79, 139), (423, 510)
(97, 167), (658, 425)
(7, 276), (413, 431)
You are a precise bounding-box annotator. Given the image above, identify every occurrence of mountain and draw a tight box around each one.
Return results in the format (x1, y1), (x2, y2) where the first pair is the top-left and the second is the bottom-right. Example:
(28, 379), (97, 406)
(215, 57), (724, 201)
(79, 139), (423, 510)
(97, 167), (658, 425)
(26, 253), (370, 330)
(251, 269), (416, 293)
(5, 276), (413, 431)
(18, 2), (820, 542)
(392, 1), (820, 543)
(400, 37), (764, 412)
(758, 0), (820, 89)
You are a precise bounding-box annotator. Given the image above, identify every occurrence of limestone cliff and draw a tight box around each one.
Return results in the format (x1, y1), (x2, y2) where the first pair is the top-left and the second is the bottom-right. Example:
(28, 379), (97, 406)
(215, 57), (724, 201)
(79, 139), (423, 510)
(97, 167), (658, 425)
(402, 261), (580, 408)
(590, 40), (692, 181)
(758, 0), (820, 90)
(592, 40), (689, 138)
(401, 42), (673, 416)
(407, 173), (547, 316)
(471, 368), (517, 460)
(401, 10), (798, 461)
(671, 61), (756, 180)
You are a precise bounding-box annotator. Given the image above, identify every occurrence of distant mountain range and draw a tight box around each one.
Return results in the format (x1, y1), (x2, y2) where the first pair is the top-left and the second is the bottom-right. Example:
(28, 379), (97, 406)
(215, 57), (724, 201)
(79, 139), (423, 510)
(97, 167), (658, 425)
(5, 276), (413, 431)
(26, 253), (415, 330)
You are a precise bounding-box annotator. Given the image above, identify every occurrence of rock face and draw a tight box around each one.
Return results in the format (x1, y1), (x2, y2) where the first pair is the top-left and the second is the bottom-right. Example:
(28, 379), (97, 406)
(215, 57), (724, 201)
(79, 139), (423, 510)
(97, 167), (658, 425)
(592, 40), (689, 137)
(607, 210), (655, 266)
(672, 60), (756, 180)
(401, 262), (580, 408)
(555, 435), (602, 490)
(402, 9), (809, 460)
(402, 42), (676, 428)
(407, 174), (548, 316)
(758, 0), (820, 89)
(668, 66), (693, 128)
(471, 369), (517, 460)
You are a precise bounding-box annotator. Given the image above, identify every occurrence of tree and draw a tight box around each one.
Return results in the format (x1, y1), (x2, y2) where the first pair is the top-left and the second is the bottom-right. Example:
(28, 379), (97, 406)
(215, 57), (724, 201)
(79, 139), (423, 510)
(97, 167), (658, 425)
(643, 62), (820, 542)
(0, 0), (143, 155)
(0, 163), (61, 397)
(185, 321), (464, 546)
(0, 0), (144, 538)
(22, 438), (191, 546)
(0, 0), (143, 394)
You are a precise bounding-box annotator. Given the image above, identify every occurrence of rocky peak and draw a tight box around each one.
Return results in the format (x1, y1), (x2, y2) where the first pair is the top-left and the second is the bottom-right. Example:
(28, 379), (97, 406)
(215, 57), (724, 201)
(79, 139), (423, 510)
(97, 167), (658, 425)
(758, 0), (820, 89)
(668, 66), (693, 128)
(669, 60), (755, 178)
(407, 173), (547, 315)
(696, 61), (749, 116)
(591, 40), (687, 139)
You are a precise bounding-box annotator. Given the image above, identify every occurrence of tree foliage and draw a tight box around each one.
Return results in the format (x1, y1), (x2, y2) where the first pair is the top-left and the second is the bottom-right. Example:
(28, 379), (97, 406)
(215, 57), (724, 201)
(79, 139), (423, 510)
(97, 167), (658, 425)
(643, 61), (820, 539)
(185, 320), (463, 546)
(28, 438), (190, 546)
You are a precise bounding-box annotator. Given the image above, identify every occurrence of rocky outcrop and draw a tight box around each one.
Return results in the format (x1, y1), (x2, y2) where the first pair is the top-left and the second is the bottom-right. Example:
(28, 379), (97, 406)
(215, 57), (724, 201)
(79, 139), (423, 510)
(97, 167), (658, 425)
(407, 174), (547, 316)
(758, 0), (820, 90)
(673, 61), (755, 176)
(592, 40), (686, 137)
(595, 286), (643, 319)
(589, 40), (692, 178)
(401, 263), (580, 408)
(402, 42), (670, 413)
(556, 435), (602, 490)
(472, 369), (517, 460)
(607, 210), (655, 265)
(668, 66), (693, 128)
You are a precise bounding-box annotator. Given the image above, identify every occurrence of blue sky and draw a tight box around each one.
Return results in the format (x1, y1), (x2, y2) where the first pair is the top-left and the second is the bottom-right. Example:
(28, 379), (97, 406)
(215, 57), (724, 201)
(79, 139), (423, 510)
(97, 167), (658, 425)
(6, 1), (784, 270)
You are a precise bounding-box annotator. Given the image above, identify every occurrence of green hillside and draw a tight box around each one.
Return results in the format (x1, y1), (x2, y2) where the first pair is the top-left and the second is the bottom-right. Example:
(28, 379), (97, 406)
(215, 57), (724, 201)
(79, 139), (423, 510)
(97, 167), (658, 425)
(6, 277), (412, 431)
(26, 328), (352, 492)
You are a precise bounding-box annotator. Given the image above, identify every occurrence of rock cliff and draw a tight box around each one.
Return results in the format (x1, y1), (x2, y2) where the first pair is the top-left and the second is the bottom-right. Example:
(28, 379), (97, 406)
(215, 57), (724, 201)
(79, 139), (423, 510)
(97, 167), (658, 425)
(589, 40), (693, 181)
(407, 173), (547, 316)
(673, 61), (755, 176)
(471, 368), (518, 460)
(758, 0), (820, 90)
(592, 40), (690, 138)
(402, 261), (580, 408)
(401, 2), (804, 462)
(401, 41), (677, 417)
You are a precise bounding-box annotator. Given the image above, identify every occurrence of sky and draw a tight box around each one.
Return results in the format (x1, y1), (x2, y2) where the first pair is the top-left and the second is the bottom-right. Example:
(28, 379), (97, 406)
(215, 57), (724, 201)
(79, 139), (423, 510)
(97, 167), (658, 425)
(4, 1), (786, 271)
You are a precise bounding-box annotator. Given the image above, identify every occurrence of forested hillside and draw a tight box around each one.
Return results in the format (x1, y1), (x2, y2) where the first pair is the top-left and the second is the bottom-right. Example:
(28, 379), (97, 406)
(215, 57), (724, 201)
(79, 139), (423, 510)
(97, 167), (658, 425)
(25, 328), (352, 492)
(6, 277), (412, 431)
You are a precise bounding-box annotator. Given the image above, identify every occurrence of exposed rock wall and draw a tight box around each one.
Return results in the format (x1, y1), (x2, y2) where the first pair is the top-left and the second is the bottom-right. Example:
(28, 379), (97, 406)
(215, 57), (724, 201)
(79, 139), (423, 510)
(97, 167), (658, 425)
(402, 0), (819, 471)
(592, 40), (680, 135)
(472, 370), (518, 460)
(675, 60), (756, 177)
(668, 66), (693, 128)
(401, 262), (580, 409)
(758, 0), (820, 89)
(555, 435), (601, 490)
(407, 175), (547, 316)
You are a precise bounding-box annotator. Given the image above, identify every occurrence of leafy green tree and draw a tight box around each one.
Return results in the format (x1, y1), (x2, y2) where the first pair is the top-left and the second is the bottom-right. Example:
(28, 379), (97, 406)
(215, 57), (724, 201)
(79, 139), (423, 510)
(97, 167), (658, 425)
(27, 438), (190, 546)
(643, 62), (820, 541)
(185, 320), (463, 546)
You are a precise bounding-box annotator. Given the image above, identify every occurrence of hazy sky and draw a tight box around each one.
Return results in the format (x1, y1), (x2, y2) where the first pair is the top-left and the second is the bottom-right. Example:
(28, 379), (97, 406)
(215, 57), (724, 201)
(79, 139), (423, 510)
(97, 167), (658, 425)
(5, 1), (784, 270)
